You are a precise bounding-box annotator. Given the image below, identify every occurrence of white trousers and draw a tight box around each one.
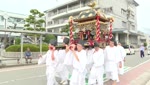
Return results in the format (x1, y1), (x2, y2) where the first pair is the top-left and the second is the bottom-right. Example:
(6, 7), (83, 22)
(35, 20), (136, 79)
(88, 66), (104, 85)
(56, 64), (69, 81)
(106, 71), (119, 81)
(46, 66), (58, 85)
(70, 69), (85, 85)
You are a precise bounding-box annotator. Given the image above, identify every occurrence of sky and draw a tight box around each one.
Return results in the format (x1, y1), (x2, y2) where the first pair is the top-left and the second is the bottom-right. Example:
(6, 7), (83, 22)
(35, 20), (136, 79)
(0, 0), (149, 33)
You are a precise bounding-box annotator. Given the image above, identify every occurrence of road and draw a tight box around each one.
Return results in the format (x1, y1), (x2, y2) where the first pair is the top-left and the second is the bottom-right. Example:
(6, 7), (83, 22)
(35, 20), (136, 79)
(0, 51), (149, 85)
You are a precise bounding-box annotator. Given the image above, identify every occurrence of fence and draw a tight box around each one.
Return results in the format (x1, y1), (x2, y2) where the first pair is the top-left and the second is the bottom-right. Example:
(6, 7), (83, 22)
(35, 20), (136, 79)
(1, 51), (46, 59)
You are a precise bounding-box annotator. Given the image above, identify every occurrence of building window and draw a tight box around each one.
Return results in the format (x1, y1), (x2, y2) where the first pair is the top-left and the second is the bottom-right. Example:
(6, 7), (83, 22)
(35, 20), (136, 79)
(69, 3), (80, 11)
(103, 7), (113, 13)
(0, 16), (4, 21)
(7, 17), (24, 24)
(121, 8), (126, 16)
(122, 21), (127, 27)
(48, 29), (52, 32)
(47, 21), (53, 26)
(48, 12), (54, 17)
(58, 8), (67, 14)
(131, 14), (134, 19)
(132, 25), (135, 30)
(0, 25), (4, 29)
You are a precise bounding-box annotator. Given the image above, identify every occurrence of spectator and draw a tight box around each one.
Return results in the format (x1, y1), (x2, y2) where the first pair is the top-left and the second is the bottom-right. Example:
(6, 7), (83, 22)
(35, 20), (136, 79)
(140, 44), (145, 58)
(25, 48), (32, 63)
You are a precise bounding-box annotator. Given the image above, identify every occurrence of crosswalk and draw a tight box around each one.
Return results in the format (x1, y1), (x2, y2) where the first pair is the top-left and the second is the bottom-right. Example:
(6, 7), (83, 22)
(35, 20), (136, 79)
(68, 66), (131, 84)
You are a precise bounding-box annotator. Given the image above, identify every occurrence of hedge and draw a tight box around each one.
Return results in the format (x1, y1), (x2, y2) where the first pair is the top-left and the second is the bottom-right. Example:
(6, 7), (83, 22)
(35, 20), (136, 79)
(6, 44), (49, 52)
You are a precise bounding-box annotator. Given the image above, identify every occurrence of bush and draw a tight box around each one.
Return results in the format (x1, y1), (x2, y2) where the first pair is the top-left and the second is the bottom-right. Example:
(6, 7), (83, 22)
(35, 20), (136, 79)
(6, 44), (48, 52)
(43, 34), (56, 43)
(37, 44), (48, 51)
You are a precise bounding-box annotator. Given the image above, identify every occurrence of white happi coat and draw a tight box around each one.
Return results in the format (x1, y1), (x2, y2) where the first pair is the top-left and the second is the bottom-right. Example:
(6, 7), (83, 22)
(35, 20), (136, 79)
(68, 50), (87, 85)
(86, 48), (94, 78)
(56, 49), (69, 81)
(88, 48), (104, 85)
(104, 46), (120, 81)
(63, 50), (74, 75)
(38, 50), (59, 85)
(116, 45), (126, 75)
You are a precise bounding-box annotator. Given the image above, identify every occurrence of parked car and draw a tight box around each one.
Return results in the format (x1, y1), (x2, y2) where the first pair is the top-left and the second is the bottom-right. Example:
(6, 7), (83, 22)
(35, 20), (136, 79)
(147, 46), (150, 55)
(123, 45), (135, 55)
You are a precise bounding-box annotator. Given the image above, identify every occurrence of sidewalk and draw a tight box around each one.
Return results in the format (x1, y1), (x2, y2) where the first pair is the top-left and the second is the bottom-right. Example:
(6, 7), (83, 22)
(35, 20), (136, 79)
(0, 58), (38, 68)
(104, 59), (150, 85)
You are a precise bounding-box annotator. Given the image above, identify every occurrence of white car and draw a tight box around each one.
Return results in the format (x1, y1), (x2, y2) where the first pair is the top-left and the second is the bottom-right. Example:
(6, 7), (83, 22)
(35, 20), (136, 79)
(123, 45), (135, 55)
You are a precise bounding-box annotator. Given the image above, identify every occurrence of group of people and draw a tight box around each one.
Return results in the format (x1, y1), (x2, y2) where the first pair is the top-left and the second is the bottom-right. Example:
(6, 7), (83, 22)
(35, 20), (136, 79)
(38, 37), (126, 85)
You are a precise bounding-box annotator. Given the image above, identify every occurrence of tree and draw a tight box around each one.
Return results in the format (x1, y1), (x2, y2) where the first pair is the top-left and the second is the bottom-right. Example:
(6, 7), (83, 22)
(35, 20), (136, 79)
(144, 42), (147, 47)
(15, 37), (21, 45)
(61, 24), (78, 38)
(43, 34), (56, 44)
(24, 9), (45, 44)
(61, 24), (70, 33)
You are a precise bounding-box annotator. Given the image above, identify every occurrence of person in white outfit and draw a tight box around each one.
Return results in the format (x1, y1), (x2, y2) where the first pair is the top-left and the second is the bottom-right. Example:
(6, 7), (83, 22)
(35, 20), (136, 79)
(56, 38), (70, 85)
(104, 38), (121, 85)
(38, 39), (59, 85)
(85, 45), (94, 79)
(116, 43), (126, 82)
(88, 41), (104, 85)
(68, 40), (87, 85)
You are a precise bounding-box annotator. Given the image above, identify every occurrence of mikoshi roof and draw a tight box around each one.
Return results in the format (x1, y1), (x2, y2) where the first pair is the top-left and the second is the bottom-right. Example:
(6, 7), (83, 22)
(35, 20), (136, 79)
(73, 9), (110, 22)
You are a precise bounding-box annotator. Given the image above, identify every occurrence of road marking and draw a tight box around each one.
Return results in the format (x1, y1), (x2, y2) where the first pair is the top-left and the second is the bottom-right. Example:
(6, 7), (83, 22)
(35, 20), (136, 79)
(0, 75), (46, 84)
(0, 66), (131, 85)
(0, 65), (45, 73)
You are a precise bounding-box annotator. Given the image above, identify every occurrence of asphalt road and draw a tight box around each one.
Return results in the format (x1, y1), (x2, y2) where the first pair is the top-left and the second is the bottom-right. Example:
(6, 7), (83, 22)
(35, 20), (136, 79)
(124, 51), (150, 67)
(0, 51), (149, 85)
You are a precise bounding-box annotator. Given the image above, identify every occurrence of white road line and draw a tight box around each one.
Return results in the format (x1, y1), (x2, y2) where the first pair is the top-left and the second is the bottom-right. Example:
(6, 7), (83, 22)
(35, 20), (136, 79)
(0, 75), (46, 84)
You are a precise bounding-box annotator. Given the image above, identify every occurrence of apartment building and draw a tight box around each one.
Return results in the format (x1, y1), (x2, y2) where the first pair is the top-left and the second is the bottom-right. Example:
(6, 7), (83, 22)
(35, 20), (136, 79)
(0, 10), (28, 45)
(45, 0), (139, 46)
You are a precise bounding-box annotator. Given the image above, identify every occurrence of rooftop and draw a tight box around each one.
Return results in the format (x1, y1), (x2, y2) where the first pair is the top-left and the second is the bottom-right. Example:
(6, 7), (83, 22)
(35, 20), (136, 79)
(0, 10), (27, 16)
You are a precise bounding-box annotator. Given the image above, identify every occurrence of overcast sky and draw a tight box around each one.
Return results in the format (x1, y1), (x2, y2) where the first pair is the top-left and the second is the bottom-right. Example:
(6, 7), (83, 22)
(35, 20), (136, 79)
(0, 0), (149, 33)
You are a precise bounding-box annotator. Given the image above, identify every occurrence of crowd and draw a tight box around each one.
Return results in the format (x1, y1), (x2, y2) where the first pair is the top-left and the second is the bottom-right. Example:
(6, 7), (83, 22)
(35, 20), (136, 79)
(38, 37), (126, 85)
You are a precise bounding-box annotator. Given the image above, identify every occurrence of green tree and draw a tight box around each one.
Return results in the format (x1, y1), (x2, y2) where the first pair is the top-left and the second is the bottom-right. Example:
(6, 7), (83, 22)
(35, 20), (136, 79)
(43, 34), (56, 43)
(61, 24), (70, 33)
(61, 24), (78, 38)
(15, 37), (21, 45)
(144, 42), (147, 47)
(24, 9), (45, 44)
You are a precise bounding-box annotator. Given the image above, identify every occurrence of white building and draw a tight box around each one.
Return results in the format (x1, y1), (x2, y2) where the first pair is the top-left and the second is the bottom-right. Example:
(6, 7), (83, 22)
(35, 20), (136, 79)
(0, 10), (27, 45)
(0, 10), (27, 37)
(45, 0), (139, 46)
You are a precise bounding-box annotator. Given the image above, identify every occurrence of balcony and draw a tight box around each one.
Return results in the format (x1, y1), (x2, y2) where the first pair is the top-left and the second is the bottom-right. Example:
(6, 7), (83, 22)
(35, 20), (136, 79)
(46, 22), (68, 29)
(140, 36), (146, 40)
(49, 6), (91, 20)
